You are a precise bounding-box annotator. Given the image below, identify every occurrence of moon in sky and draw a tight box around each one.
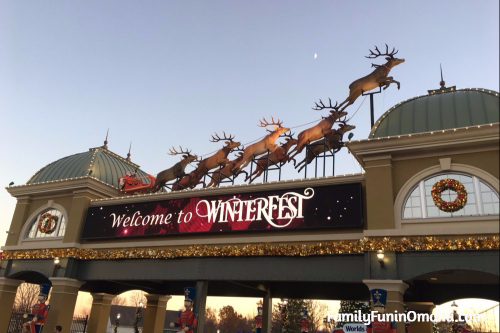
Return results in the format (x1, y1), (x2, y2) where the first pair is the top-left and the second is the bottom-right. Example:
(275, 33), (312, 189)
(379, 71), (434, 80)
(314, 54), (317, 59)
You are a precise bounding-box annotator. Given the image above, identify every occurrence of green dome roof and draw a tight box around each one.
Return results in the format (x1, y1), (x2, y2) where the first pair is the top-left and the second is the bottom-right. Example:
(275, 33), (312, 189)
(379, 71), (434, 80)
(369, 88), (499, 138)
(27, 147), (151, 188)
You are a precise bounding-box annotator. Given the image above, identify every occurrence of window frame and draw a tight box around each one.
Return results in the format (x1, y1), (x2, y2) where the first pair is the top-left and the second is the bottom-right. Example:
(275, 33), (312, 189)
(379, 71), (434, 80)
(394, 163), (500, 230)
(20, 201), (68, 243)
(25, 208), (67, 239)
(402, 173), (499, 220)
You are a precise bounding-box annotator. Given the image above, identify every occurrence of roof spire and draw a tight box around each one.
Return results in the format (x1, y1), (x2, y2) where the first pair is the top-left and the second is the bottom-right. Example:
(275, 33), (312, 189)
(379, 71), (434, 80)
(427, 64), (456, 95)
(103, 129), (109, 149)
(126, 142), (132, 161)
(440, 64), (446, 89)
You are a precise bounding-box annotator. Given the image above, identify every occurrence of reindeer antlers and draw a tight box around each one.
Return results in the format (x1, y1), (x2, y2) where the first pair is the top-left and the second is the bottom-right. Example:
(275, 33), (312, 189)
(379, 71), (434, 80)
(210, 131), (235, 143)
(365, 44), (398, 59)
(312, 98), (339, 111)
(280, 130), (295, 139)
(168, 146), (193, 156)
(258, 116), (283, 128)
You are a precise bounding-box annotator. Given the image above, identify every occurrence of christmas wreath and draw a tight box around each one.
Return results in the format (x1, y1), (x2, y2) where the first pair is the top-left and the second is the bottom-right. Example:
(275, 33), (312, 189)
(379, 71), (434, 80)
(37, 212), (59, 234)
(431, 178), (467, 213)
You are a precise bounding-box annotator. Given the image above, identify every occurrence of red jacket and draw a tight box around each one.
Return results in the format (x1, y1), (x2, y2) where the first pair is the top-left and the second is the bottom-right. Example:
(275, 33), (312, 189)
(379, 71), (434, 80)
(298, 318), (309, 332)
(175, 309), (198, 333)
(367, 319), (397, 333)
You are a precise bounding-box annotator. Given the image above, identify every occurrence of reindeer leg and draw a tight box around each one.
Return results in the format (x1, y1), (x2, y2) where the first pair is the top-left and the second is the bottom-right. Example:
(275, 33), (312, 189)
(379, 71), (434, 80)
(295, 158), (306, 170)
(392, 79), (401, 89)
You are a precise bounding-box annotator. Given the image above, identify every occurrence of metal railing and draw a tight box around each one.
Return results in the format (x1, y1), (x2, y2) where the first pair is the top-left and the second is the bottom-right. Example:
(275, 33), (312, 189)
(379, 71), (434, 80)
(7, 311), (88, 333)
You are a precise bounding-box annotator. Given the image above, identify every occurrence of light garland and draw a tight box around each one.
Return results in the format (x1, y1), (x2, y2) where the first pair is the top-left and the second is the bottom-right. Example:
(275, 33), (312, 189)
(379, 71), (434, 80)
(3, 236), (498, 260)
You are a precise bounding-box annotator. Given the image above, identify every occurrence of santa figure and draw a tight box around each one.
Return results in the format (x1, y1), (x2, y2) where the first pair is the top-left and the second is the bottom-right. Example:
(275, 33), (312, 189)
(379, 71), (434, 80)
(367, 289), (397, 333)
(255, 301), (263, 333)
(298, 308), (309, 333)
(170, 287), (198, 333)
(23, 283), (51, 333)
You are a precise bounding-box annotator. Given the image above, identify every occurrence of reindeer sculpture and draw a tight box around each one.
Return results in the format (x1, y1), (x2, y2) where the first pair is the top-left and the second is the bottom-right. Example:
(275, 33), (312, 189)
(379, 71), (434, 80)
(295, 122), (356, 172)
(245, 131), (298, 183)
(193, 132), (241, 178)
(206, 151), (246, 188)
(287, 99), (346, 165)
(231, 117), (290, 175)
(171, 171), (198, 191)
(171, 133), (240, 191)
(151, 147), (197, 192)
(338, 44), (405, 112)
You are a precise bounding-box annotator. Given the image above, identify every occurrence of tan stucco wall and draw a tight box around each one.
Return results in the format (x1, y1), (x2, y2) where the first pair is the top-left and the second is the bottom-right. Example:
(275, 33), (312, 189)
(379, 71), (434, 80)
(392, 150), (499, 198)
(5, 179), (118, 247)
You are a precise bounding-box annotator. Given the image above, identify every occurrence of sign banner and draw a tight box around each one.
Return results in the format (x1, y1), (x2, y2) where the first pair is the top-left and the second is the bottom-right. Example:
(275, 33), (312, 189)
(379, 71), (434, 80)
(82, 182), (363, 240)
(342, 324), (367, 332)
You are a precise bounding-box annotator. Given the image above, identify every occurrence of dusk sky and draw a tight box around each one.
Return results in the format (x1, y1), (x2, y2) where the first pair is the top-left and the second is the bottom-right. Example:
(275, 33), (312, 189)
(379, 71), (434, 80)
(1, 0), (498, 318)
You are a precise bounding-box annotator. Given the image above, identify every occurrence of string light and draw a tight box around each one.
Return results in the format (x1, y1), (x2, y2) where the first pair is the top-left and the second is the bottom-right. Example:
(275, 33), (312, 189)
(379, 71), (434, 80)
(369, 88), (498, 138)
(3, 236), (498, 260)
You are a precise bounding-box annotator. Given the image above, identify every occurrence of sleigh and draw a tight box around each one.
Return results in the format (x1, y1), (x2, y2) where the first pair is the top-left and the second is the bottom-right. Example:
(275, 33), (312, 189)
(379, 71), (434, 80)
(118, 172), (156, 195)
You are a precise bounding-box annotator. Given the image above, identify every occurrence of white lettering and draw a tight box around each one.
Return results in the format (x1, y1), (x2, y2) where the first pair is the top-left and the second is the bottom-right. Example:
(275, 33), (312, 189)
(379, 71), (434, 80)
(110, 213), (126, 228)
(184, 212), (193, 223)
(150, 214), (164, 225)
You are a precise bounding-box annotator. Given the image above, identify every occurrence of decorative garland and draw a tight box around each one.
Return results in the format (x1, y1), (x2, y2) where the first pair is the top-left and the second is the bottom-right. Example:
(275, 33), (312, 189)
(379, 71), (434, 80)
(3, 236), (498, 260)
(431, 178), (467, 213)
(37, 213), (59, 234)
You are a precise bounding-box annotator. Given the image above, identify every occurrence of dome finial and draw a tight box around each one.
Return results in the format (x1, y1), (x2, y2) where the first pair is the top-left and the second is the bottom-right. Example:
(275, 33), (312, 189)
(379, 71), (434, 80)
(126, 142), (132, 161)
(427, 64), (456, 94)
(440, 64), (446, 89)
(103, 129), (109, 149)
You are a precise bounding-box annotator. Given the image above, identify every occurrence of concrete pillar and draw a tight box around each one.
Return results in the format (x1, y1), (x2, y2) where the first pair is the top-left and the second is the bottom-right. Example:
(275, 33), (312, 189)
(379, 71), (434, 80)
(406, 302), (435, 333)
(5, 196), (31, 246)
(262, 287), (272, 333)
(194, 280), (209, 333)
(45, 278), (85, 332)
(87, 293), (116, 333)
(63, 190), (92, 243)
(0, 278), (23, 332)
(364, 280), (409, 333)
(143, 294), (172, 333)
(364, 156), (395, 229)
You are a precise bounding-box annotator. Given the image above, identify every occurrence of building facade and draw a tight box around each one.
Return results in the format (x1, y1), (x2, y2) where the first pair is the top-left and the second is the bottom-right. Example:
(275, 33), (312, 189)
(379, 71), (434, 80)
(1, 87), (499, 333)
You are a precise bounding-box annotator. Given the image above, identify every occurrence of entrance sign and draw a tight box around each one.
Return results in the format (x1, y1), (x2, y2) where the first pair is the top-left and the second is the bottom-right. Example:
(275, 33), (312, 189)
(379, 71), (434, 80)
(82, 182), (363, 240)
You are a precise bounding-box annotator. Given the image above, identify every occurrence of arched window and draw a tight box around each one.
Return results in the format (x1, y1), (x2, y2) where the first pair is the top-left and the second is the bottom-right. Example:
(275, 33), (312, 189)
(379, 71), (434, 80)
(26, 209), (67, 239)
(403, 173), (499, 219)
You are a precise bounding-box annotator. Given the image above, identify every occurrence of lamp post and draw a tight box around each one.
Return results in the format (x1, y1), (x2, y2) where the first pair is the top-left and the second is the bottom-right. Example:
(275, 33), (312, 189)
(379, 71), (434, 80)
(114, 313), (121, 333)
(281, 299), (289, 333)
(134, 301), (143, 333)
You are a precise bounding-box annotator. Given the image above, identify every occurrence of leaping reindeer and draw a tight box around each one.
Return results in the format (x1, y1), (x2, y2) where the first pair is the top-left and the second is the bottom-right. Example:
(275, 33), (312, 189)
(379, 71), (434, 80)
(295, 122), (356, 173)
(287, 99), (346, 165)
(151, 147), (197, 192)
(231, 117), (290, 175)
(205, 151), (246, 188)
(193, 132), (241, 178)
(245, 131), (297, 183)
(338, 44), (405, 112)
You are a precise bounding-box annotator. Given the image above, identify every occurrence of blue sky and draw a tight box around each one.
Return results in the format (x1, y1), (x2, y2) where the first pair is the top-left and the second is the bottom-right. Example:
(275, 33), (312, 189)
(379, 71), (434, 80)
(1, 0), (498, 250)
(0, 0), (499, 320)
